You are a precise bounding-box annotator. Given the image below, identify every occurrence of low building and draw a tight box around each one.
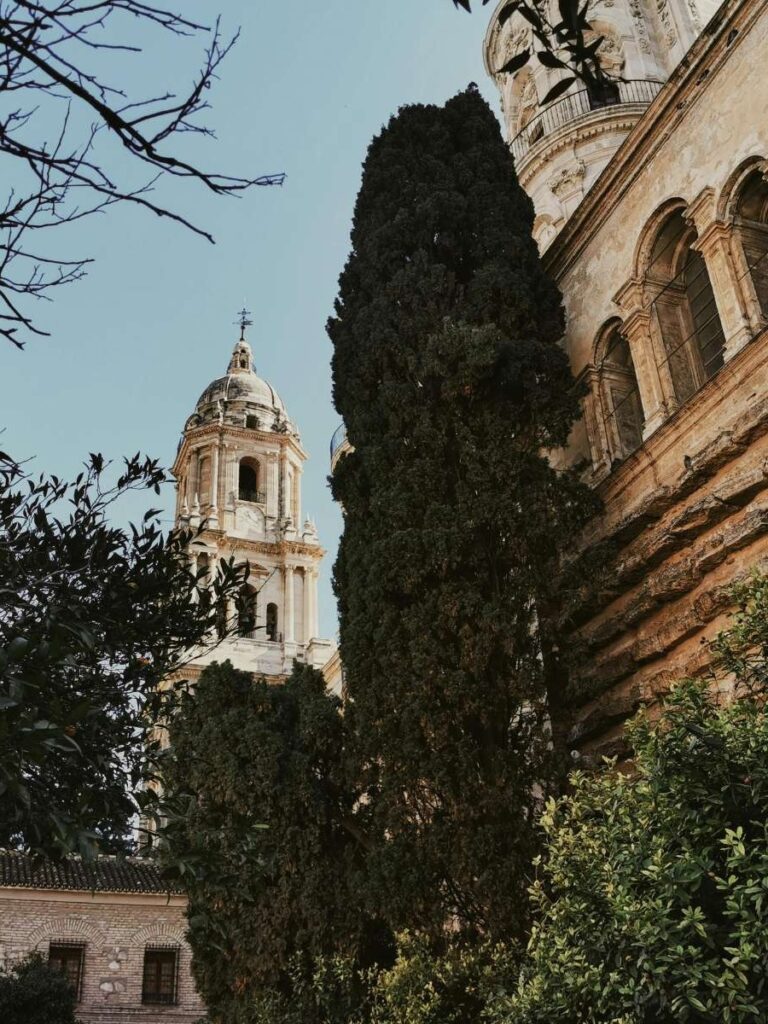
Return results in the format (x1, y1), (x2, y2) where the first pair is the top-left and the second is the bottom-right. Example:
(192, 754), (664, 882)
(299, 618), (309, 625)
(0, 851), (203, 1023)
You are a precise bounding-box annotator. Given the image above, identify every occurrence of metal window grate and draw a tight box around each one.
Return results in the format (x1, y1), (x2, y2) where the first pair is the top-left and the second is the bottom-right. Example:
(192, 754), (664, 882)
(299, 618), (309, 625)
(49, 942), (86, 1003)
(142, 945), (179, 1006)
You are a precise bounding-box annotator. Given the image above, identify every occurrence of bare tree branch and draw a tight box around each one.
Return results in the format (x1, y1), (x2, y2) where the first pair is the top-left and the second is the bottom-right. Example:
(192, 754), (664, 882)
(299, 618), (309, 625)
(0, 1), (285, 348)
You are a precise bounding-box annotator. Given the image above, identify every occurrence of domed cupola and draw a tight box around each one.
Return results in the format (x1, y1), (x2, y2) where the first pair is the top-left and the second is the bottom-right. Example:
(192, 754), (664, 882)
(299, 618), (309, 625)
(187, 338), (296, 437)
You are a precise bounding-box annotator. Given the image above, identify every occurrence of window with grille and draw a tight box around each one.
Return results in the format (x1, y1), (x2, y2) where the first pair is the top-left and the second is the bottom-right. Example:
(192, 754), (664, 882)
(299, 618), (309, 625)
(142, 946), (179, 1005)
(49, 942), (85, 1002)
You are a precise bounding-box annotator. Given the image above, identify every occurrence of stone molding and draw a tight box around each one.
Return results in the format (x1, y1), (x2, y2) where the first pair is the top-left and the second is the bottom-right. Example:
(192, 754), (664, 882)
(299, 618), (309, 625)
(27, 915), (108, 951)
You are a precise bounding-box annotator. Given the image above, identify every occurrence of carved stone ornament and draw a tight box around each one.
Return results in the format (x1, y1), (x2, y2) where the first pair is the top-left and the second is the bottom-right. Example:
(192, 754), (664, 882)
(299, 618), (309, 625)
(585, 27), (625, 76)
(656, 0), (677, 47)
(549, 160), (587, 199)
(503, 22), (531, 61)
(517, 75), (539, 131)
(629, 0), (652, 54)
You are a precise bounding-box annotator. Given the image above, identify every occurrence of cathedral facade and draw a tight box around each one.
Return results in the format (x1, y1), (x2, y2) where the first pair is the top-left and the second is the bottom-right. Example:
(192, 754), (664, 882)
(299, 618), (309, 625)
(484, 0), (768, 758)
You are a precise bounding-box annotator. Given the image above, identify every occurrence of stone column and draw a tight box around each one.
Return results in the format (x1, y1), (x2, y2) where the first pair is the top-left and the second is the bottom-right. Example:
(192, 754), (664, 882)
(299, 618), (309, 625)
(623, 308), (670, 438)
(267, 453), (279, 520)
(579, 366), (611, 477)
(188, 448), (201, 524)
(209, 443), (220, 527)
(686, 187), (754, 360)
(282, 458), (291, 522)
(310, 569), (319, 639)
(692, 223), (754, 359)
(302, 567), (312, 643)
(188, 448), (199, 502)
(284, 565), (295, 643)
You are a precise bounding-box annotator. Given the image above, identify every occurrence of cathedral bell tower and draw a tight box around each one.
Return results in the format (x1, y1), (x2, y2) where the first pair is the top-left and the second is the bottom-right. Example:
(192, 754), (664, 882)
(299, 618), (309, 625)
(172, 325), (333, 681)
(484, 0), (720, 250)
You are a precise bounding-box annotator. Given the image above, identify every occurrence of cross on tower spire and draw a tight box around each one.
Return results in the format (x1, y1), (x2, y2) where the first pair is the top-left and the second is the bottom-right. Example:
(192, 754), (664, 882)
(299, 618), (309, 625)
(235, 306), (253, 342)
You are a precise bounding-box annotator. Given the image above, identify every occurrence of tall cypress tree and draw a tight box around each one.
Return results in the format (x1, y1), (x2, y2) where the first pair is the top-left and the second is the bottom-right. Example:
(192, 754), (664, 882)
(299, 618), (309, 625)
(328, 86), (596, 942)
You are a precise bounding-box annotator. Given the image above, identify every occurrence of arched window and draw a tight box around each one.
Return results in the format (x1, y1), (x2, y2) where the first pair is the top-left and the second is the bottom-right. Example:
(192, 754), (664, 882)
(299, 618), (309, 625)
(238, 458), (261, 503)
(196, 552), (210, 586)
(596, 321), (644, 461)
(266, 602), (278, 643)
(733, 169), (768, 315)
(646, 208), (725, 405)
(237, 584), (257, 638)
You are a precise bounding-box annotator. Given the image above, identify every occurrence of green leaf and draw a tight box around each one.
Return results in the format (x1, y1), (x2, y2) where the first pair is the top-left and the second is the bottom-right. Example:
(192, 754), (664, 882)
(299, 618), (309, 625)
(541, 77), (577, 104)
(498, 47), (531, 74)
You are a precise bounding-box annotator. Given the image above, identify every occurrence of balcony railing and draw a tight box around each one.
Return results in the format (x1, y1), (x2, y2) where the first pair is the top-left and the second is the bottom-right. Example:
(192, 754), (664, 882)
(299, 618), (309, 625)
(330, 423), (348, 462)
(239, 489), (266, 504)
(510, 79), (664, 163)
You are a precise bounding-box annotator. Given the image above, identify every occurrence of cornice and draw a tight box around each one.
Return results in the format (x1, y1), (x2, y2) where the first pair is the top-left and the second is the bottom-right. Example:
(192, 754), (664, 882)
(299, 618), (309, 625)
(193, 529), (325, 561)
(517, 107), (649, 189)
(543, 0), (763, 281)
(172, 424), (307, 478)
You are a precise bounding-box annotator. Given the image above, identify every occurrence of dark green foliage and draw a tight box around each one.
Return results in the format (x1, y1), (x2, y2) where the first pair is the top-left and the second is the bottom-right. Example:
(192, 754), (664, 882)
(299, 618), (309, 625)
(0, 953), (78, 1024)
(0, 450), (243, 858)
(328, 86), (596, 942)
(451, 0), (616, 101)
(163, 661), (390, 1024)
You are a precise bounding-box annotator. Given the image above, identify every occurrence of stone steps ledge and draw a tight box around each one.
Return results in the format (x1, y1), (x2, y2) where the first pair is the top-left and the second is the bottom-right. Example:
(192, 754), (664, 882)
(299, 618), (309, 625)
(574, 499), (768, 654)
(565, 450), (768, 630)
(568, 545), (768, 710)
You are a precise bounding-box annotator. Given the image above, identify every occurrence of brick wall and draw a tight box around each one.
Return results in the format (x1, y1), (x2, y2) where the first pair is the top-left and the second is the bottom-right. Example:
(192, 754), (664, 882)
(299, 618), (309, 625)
(0, 887), (205, 1023)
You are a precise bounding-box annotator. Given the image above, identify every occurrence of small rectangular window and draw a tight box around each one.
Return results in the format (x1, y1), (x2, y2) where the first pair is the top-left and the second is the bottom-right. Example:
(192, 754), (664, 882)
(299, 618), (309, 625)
(142, 946), (179, 1005)
(49, 942), (85, 1002)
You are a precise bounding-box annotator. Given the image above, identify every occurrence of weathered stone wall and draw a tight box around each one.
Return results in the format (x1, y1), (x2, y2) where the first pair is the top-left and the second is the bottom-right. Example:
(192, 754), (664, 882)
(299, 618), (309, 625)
(0, 888), (203, 1023)
(541, 0), (768, 757)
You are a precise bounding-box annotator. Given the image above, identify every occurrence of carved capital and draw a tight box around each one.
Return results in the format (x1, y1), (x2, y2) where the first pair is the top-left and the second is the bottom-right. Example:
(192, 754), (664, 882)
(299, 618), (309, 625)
(613, 277), (645, 316)
(548, 160), (586, 200)
(684, 186), (717, 236)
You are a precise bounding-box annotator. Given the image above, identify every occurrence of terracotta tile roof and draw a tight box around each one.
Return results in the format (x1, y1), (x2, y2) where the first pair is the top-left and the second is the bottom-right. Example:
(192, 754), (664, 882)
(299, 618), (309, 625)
(0, 850), (183, 894)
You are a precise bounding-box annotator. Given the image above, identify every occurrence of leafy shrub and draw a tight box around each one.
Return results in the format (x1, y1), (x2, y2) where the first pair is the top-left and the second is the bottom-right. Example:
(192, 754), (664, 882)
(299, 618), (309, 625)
(500, 666), (768, 1023)
(0, 953), (78, 1024)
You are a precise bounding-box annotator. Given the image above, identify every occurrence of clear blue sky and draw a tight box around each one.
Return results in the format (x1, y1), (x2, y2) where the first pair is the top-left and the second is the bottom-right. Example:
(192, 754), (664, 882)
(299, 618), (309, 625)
(0, 1), (498, 638)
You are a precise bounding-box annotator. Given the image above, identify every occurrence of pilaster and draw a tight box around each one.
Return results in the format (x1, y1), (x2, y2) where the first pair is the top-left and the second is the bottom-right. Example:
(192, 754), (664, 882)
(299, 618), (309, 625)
(686, 188), (753, 359)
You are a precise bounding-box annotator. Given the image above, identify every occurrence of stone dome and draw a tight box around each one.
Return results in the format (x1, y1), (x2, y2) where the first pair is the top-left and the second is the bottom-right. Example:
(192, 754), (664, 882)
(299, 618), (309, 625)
(190, 339), (295, 434)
